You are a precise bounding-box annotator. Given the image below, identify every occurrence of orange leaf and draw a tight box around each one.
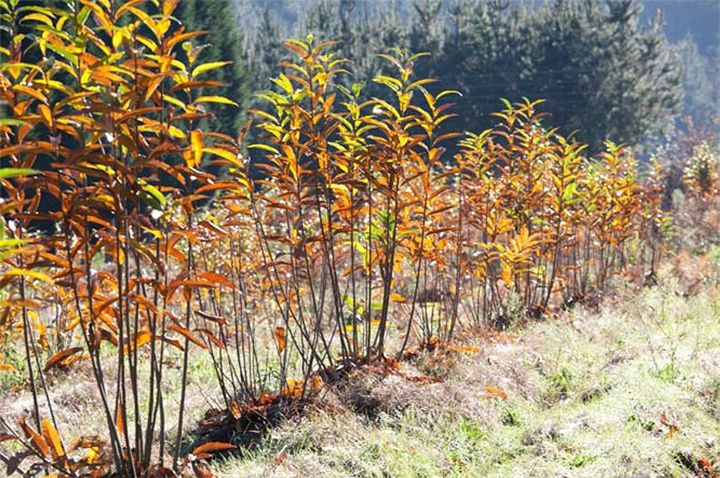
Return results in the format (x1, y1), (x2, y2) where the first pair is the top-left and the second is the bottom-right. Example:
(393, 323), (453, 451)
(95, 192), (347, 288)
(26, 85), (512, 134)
(168, 324), (207, 349)
(196, 272), (236, 289)
(191, 441), (236, 456)
(160, 336), (184, 351)
(274, 451), (288, 465)
(0, 362), (17, 373)
(274, 327), (286, 353)
(228, 400), (243, 419)
(448, 344), (481, 353)
(19, 417), (50, 457)
(198, 328), (225, 349)
(194, 310), (227, 324)
(660, 411), (679, 439)
(311, 375), (324, 392)
(38, 104), (53, 125)
(40, 419), (64, 459)
(485, 386), (508, 401)
(115, 407), (126, 437)
(123, 330), (152, 355)
(44, 347), (83, 372)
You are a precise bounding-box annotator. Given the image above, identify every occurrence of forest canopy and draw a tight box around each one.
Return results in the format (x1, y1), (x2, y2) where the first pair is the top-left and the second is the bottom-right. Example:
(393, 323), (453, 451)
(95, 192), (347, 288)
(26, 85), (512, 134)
(198, 0), (715, 154)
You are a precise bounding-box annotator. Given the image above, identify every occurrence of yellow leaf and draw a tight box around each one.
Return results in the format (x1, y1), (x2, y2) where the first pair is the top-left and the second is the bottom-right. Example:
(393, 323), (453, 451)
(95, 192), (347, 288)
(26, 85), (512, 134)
(20, 13), (54, 27)
(3, 269), (54, 285)
(38, 104), (52, 126)
(202, 147), (242, 166)
(162, 0), (180, 16)
(86, 446), (99, 464)
(500, 263), (514, 286)
(194, 95), (238, 107)
(192, 61), (232, 78)
(0, 362), (17, 373)
(189, 129), (203, 167)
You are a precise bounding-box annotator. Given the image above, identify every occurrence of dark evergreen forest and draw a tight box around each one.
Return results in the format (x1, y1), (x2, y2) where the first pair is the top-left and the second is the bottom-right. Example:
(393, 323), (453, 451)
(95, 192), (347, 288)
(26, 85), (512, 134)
(191, 0), (717, 153)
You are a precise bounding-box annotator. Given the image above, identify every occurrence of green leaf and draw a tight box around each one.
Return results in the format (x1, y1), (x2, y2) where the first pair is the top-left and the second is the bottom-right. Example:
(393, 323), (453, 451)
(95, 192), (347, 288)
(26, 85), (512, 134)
(0, 118), (26, 126)
(0, 238), (29, 249)
(0, 168), (40, 179)
(138, 180), (166, 208)
(45, 43), (78, 64)
(563, 182), (578, 202)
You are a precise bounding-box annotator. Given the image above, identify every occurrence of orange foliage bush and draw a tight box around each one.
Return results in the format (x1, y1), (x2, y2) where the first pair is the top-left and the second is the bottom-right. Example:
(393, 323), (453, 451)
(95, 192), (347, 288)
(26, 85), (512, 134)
(0, 1), (681, 476)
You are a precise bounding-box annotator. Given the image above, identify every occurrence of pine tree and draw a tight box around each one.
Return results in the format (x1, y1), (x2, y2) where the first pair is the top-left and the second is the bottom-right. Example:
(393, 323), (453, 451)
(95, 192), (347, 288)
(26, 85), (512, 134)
(238, 0), (682, 152)
(177, 0), (250, 134)
(434, 0), (681, 152)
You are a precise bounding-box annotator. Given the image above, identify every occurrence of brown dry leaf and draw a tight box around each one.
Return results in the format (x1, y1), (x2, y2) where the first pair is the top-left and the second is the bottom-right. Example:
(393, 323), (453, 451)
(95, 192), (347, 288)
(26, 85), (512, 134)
(659, 411), (679, 439)
(192, 462), (216, 478)
(228, 400), (242, 419)
(169, 324), (207, 349)
(697, 456), (715, 475)
(485, 386), (508, 401)
(19, 417), (50, 457)
(311, 375), (324, 392)
(44, 347), (83, 372)
(448, 344), (481, 353)
(406, 375), (445, 384)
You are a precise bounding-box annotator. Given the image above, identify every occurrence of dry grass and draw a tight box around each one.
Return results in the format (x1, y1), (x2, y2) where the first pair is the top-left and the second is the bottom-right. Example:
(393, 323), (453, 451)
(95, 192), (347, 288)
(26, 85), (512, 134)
(0, 347), (224, 461)
(207, 263), (720, 477)
(1, 261), (719, 477)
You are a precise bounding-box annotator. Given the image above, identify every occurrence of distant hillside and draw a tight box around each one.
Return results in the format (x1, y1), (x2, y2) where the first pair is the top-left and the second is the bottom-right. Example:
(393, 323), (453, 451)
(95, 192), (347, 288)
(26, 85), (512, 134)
(237, 0), (719, 56)
(640, 0), (719, 56)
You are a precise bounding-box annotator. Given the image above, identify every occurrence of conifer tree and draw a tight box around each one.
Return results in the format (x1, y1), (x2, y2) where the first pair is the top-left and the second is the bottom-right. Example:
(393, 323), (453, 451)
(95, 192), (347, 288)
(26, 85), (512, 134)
(177, 0), (250, 133)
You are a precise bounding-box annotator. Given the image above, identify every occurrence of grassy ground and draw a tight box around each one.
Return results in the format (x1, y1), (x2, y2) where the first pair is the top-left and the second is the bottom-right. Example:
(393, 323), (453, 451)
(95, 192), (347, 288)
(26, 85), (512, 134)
(1, 263), (719, 477)
(208, 267), (720, 477)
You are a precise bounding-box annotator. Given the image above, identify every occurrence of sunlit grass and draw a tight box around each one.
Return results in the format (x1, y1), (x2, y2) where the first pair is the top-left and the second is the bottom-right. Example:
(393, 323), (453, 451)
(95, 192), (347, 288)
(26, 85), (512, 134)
(209, 270), (720, 477)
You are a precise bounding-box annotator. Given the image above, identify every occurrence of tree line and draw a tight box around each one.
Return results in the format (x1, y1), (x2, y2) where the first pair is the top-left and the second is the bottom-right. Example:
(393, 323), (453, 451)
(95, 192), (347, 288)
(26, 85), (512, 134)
(186, 0), (701, 154)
